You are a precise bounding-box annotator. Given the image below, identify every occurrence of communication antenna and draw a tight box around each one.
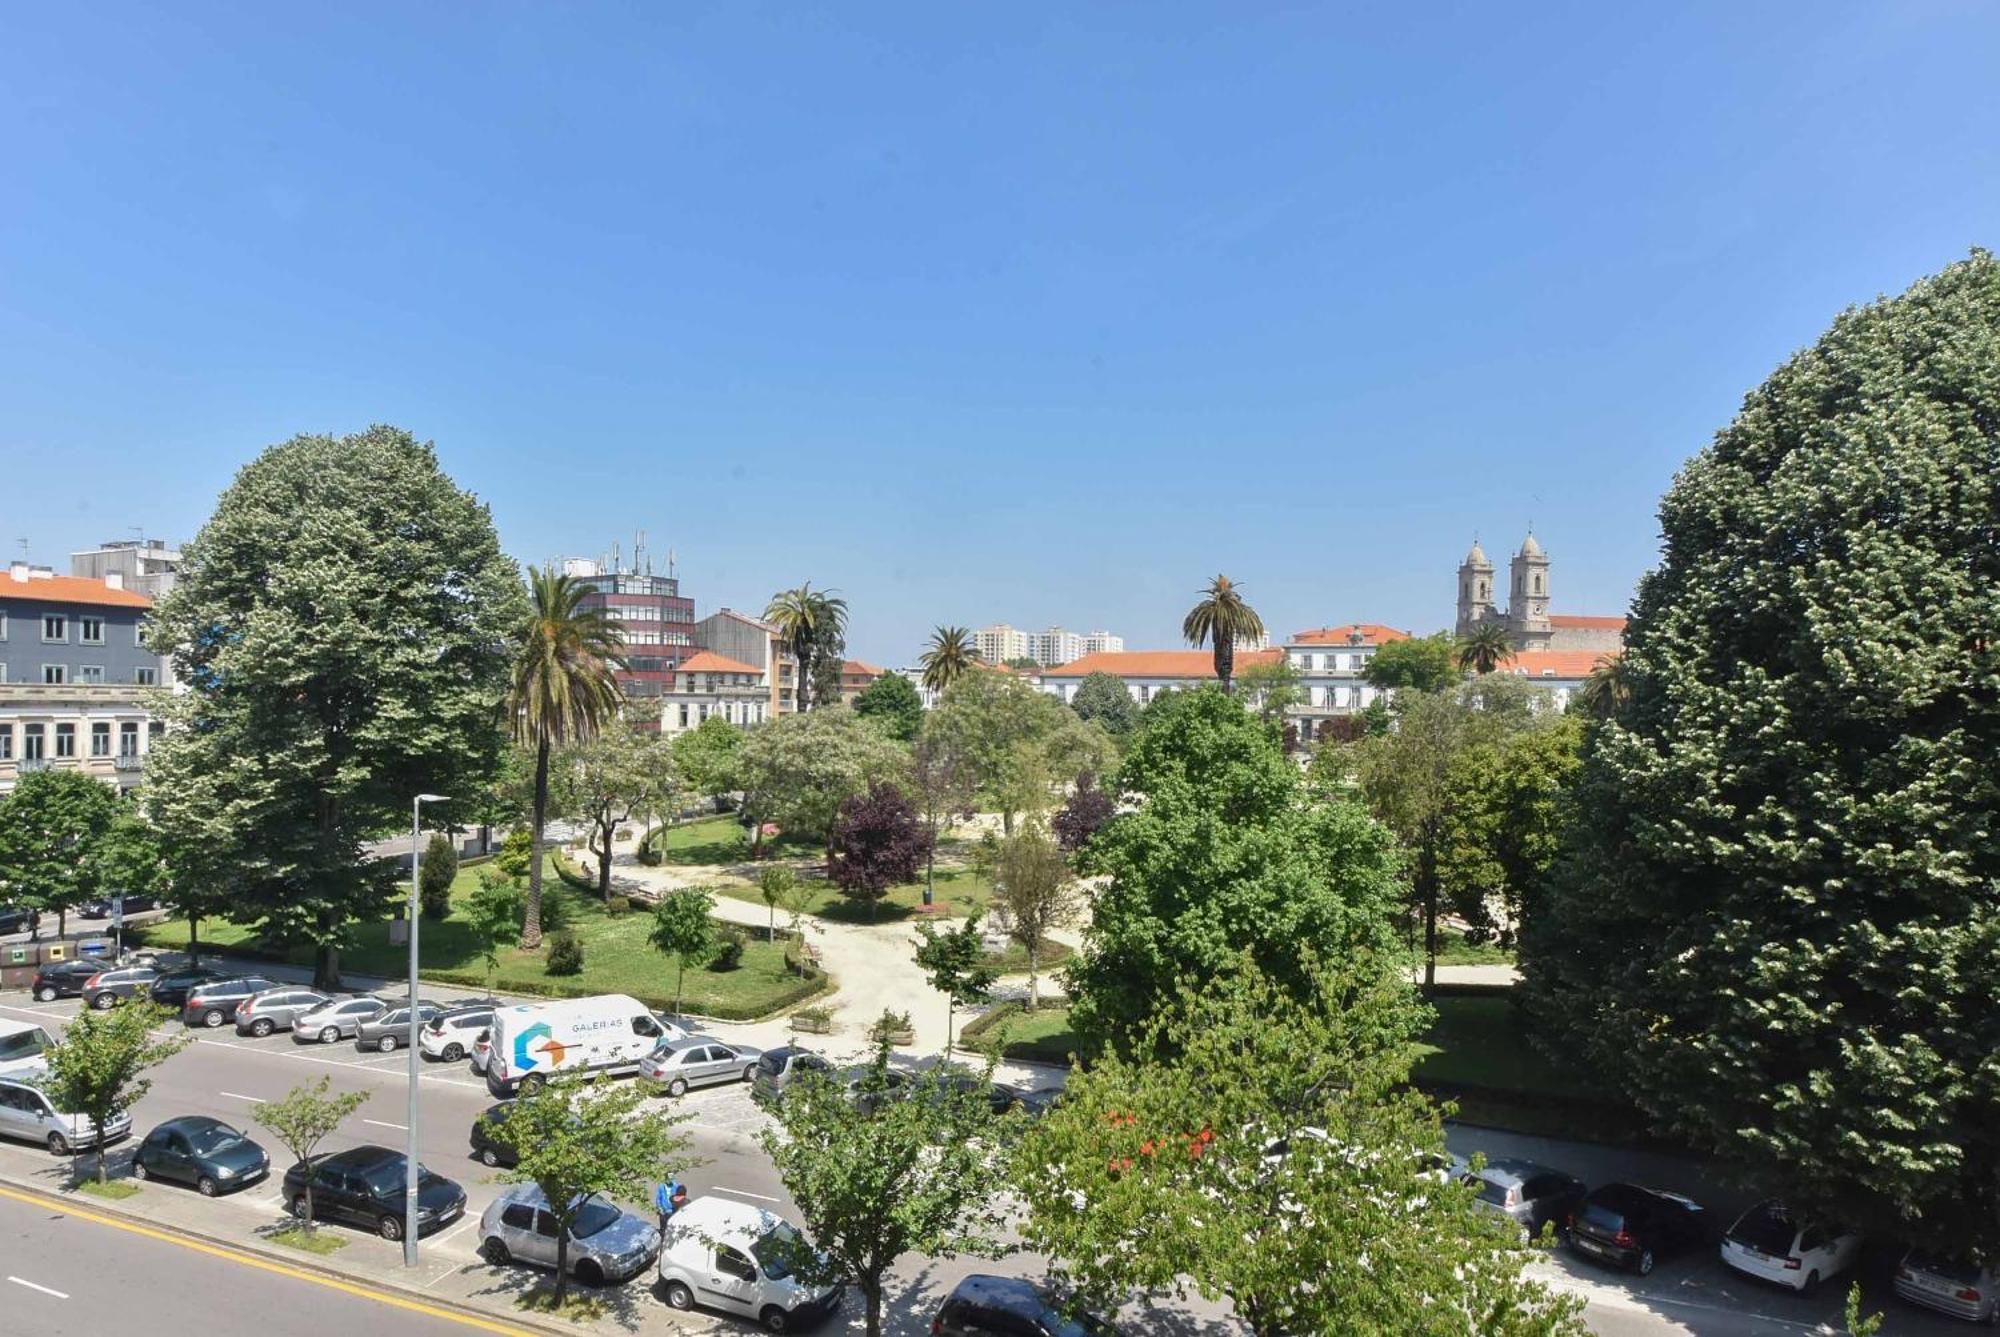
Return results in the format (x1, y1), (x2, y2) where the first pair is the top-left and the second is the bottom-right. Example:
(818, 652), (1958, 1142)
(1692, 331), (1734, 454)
(667, 547), (677, 580)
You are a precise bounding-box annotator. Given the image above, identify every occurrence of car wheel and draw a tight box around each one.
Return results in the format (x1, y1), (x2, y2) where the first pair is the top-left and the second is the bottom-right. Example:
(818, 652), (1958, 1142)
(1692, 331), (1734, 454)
(481, 1237), (509, 1265)
(760, 1306), (791, 1333)
(378, 1034), (399, 1052)
(131, 1158), (150, 1181)
(442, 1044), (464, 1062)
(203, 1008), (226, 1028)
(46, 1132), (70, 1156)
(667, 1077), (689, 1098)
(290, 1193), (311, 1219)
(1801, 1269), (1820, 1294)
(480, 1147), (501, 1167)
(34, 985), (56, 1002)
(520, 1073), (546, 1095)
(251, 1019), (274, 1038)
(197, 1176), (219, 1197)
(319, 1026), (340, 1044)
(575, 1260), (604, 1288)
(378, 1214), (403, 1242)
(1636, 1249), (1655, 1277)
(663, 1281), (695, 1310)
(743, 1065), (756, 1083)
(92, 992), (116, 1011)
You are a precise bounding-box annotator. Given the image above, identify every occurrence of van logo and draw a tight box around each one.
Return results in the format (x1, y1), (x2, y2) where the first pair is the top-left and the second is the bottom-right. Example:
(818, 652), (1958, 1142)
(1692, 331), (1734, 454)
(512, 1022), (568, 1073)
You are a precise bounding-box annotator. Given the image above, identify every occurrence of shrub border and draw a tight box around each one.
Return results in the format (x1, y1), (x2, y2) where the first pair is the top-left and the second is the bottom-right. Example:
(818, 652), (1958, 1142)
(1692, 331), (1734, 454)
(960, 1000), (1077, 1065)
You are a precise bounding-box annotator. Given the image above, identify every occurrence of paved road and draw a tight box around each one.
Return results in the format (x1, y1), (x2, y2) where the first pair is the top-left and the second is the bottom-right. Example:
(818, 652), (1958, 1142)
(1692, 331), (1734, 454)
(0, 1187), (515, 1336)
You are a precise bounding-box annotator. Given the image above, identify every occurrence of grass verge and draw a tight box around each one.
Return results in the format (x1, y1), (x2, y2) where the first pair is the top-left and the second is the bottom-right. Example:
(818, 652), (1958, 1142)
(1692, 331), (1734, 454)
(269, 1226), (346, 1256)
(962, 1002), (1078, 1066)
(76, 1179), (141, 1200)
(711, 864), (996, 924)
(516, 1287), (609, 1321)
(978, 936), (1074, 975)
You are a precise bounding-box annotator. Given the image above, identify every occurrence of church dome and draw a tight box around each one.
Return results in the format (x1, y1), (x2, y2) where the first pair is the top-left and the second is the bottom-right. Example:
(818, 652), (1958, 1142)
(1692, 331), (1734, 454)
(1519, 532), (1544, 558)
(1463, 541), (1490, 567)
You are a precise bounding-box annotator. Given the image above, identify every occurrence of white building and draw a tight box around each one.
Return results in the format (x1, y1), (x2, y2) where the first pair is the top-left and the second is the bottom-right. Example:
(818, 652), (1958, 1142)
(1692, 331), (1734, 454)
(1035, 648), (1283, 707)
(658, 651), (773, 735)
(974, 623), (1033, 666)
(1034, 627), (1087, 667)
(1082, 630), (1124, 655)
(1283, 623), (1408, 729)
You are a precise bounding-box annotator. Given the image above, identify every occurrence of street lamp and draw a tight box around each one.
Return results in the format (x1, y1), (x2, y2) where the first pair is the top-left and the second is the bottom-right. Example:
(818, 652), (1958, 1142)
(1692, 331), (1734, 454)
(406, 792), (449, 1267)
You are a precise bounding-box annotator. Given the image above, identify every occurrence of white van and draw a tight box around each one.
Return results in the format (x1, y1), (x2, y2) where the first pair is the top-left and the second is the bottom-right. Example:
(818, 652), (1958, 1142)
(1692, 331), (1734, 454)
(0, 1021), (54, 1078)
(484, 994), (672, 1096)
(658, 1196), (843, 1331)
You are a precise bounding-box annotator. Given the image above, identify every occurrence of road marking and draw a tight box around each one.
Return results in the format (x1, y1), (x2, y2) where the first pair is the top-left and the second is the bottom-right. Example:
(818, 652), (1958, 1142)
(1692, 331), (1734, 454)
(0, 1184), (536, 1335)
(711, 1184), (781, 1202)
(220, 1091), (265, 1104)
(362, 1119), (408, 1131)
(7, 1276), (69, 1299)
(435, 1218), (477, 1247)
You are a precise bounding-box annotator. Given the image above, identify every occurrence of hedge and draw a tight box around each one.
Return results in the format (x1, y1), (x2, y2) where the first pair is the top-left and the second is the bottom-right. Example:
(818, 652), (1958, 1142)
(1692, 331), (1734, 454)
(552, 847), (598, 893)
(960, 1001), (1078, 1066)
(419, 964), (834, 1022)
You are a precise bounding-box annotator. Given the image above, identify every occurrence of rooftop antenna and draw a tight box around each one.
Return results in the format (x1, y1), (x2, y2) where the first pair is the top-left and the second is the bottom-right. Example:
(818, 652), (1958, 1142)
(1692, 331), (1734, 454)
(668, 547), (677, 580)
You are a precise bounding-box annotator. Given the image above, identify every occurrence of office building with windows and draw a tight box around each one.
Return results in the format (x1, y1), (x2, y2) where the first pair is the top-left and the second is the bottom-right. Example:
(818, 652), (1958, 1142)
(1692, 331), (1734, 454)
(562, 556), (697, 705)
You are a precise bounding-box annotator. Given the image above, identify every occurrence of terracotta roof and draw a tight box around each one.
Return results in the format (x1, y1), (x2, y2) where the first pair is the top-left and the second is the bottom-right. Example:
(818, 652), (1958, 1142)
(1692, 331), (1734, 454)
(0, 575), (152, 610)
(1503, 650), (1616, 680)
(1549, 615), (1626, 630)
(1040, 648), (1283, 679)
(842, 659), (885, 676)
(1286, 623), (1411, 647)
(676, 650), (763, 676)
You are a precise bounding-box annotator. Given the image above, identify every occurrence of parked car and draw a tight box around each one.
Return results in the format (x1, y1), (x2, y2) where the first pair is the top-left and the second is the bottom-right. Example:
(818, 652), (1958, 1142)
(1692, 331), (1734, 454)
(30, 959), (103, 1002)
(355, 1001), (446, 1053)
(639, 1038), (763, 1096)
(181, 976), (280, 1028)
(83, 965), (161, 1010)
(1896, 1248), (2000, 1324)
(479, 1183), (661, 1284)
(468, 1102), (520, 1168)
(1720, 1199), (1862, 1292)
(1568, 1183), (1710, 1275)
(131, 1116), (269, 1196)
(0, 1021), (54, 1078)
(78, 893), (165, 919)
(658, 1195), (842, 1332)
(0, 905), (40, 936)
(419, 1000), (501, 1062)
(281, 1144), (466, 1241)
(233, 987), (333, 1037)
(1465, 1158), (1587, 1240)
(470, 1027), (492, 1073)
(934, 1273), (1110, 1336)
(750, 1046), (834, 1105)
(924, 1067), (1028, 1115)
(0, 1074), (131, 1155)
(293, 995), (388, 1045)
(146, 967), (228, 1011)
(1011, 1087), (1067, 1118)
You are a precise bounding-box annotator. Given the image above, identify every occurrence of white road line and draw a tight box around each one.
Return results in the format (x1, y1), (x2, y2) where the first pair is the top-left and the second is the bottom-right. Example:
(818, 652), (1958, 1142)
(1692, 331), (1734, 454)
(219, 1090), (265, 1103)
(362, 1118), (408, 1131)
(7, 1276), (70, 1299)
(434, 1219), (477, 1246)
(711, 1184), (782, 1203)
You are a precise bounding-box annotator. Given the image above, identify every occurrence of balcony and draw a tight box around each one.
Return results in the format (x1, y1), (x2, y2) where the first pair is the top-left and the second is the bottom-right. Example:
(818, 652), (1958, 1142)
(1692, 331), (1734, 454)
(16, 758), (52, 774)
(114, 754), (145, 772)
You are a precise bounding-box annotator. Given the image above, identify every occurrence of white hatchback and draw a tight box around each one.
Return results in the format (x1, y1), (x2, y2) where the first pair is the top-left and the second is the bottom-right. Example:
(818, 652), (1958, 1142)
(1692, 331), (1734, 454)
(1720, 1199), (1861, 1292)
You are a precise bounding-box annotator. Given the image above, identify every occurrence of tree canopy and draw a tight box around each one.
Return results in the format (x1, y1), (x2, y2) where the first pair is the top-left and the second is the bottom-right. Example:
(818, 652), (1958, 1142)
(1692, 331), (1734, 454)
(1181, 574), (1265, 691)
(1523, 250), (2000, 1254)
(0, 768), (120, 937)
(557, 709), (675, 899)
(1067, 672), (1139, 736)
(733, 708), (907, 855)
(830, 782), (932, 917)
(1362, 631), (1457, 694)
(669, 714), (743, 801)
(850, 669), (924, 740)
(927, 672), (1112, 833)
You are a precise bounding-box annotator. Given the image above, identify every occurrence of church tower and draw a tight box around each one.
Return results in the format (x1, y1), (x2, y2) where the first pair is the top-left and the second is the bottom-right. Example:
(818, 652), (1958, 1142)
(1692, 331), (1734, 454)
(1455, 540), (1496, 639)
(1508, 532), (1552, 650)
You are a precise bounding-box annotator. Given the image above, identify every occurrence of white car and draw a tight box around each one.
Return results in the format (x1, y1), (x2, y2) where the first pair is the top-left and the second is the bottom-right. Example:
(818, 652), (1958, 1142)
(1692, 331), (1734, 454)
(0, 1021), (53, 1078)
(1720, 1199), (1861, 1291)
(658, 1196), (842, 1331)
(1895, 1249), (2000, 1324)
(419, 1003), (499, 1062)
(0, 1074), (131, 1155)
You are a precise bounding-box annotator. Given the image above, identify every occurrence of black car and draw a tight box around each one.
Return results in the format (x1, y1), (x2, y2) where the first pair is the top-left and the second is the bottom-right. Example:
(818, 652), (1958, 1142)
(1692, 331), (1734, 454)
(31, 960), (102, 1002)
(1569, 1183), (1710, 1276)
(927, 1068), (1028, 1116)
(0, 905), (40, 936)
(468, 1102), (520, 1168)
(281, 1145), (467, 1241)
(181, 976), (281, 1028)
(77, 894), (165, 919)
(934, 1274), (1110, 1336)
(132, 1116), (270, 1197)
(147, 967), (228, 1011)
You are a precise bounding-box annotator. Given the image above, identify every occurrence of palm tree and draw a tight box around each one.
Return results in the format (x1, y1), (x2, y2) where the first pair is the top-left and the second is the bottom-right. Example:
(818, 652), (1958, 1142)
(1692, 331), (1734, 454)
(1578, 654), (1630, 720)
(509, 567), (625, 949)
(918, 625), (980, 694)
(1456, 623), (1515, 675)
(764, 583), (849, 712)
(1182, 574), (1265, 692)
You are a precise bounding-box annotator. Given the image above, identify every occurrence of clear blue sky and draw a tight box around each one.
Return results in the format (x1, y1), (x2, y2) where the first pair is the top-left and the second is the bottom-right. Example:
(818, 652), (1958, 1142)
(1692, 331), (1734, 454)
(5, 4), (1996, 664)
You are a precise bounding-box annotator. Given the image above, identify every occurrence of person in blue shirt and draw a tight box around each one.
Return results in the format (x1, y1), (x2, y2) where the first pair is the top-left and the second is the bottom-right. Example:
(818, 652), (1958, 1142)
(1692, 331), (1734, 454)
(655, 1179), (688, 1232)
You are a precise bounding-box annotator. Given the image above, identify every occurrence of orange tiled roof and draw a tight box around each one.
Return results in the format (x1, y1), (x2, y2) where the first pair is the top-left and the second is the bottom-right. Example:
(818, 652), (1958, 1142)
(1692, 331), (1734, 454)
(1287, 623), (1411, 647)
(842, 659), (885, 677)
(0, 575), (152, 610)
(1504, 649), (1615, 679)
(676, 650), (763, 676)
(1549, 615), (1626, 630)
(1040, 648), (1284, 679)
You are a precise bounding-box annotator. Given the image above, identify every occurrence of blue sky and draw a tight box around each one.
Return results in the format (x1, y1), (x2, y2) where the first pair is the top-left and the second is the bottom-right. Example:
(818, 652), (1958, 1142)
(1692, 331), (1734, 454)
(5, 4), (1996, 664)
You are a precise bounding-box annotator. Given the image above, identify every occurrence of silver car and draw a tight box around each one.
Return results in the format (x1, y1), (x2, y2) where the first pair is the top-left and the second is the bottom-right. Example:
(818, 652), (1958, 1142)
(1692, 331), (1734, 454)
(355, 1001), (445, 1053)
(478, 1183), (661, 1285)
(234, 987), (333, 1037)
(293, 996), (388, 1045)
(0, 1075), (132, 1155)
(639, 1039), (763, 1096)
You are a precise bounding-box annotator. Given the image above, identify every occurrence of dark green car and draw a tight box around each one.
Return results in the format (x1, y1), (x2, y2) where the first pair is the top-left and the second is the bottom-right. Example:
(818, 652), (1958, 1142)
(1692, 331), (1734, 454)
(131, 1116), (269, 1196)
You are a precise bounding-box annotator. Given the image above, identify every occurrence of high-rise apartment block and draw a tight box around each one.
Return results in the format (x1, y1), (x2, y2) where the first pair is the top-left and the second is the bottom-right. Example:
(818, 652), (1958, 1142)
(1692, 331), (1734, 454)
(974, 622), (1122, 667)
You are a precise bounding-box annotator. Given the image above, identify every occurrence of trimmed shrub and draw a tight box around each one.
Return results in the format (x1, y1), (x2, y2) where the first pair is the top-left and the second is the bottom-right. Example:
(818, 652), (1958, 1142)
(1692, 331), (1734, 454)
(708, 926), (746, 972)
(418, 833), (457, 920)
(545, 932), (584, 977)
(604, 895), (632, 917)
(495, 829), (535, 878)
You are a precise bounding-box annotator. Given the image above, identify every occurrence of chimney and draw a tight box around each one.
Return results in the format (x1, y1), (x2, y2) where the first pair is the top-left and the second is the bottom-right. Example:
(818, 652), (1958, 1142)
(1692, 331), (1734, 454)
(8, 561), (25, 583)
(104, 571), (124, 591)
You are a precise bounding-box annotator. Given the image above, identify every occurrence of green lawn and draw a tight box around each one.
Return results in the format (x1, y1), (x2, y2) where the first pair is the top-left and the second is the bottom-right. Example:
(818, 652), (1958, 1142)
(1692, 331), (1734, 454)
(135, 858), (826, 1021)
(1412, 993), (1651, 1143)
(1429, 938), (1517, 967)
(712, 864), (996, 925)
(962, 1002), (1077, 1065)
(650, 816), (818, 866)
(979, 935), (1074, 975)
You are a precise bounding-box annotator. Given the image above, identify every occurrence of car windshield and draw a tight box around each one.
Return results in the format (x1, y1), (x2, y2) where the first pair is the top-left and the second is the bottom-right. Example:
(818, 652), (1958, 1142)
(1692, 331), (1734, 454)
(1905, 1251), (1982, 1284)
(0, 1029), (50, 1062)
(1470, 1176), (1511, 1206)
(1578, 1202), (1627, 1232)
(571, 1200), (622, 1239)
(752, 1221), (809, 1280)
(187, 1124), (242, 1155)
(1728, 1206), (1798, 1255)
(359, 1158), (409, 1197)
(758, 1052), (788, 1077)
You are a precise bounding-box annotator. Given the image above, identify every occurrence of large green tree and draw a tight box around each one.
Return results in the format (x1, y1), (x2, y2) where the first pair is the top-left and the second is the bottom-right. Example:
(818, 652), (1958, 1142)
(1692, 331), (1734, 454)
(1181, 573), (1265, 691)
(1455, 623), (1516, 675)
(1523, 251), (2000, 1254)
(1067, 671), (1139, 737)
(850, 669), (924, 741)
(144, 427), (526, 988)
(1017, 955), (1586, 1337)
(927, 671), (1112, 834)
(44, 1000), (188, 1184)
(669, 714), (743, 804)
(1362, 632), (1458, 695)
(1437, 714), (1584, 950)
(0, 769), (119, 939)
(557, 709), (675, 900)
(1064, 687), (1403, 1056)
(509, 567), (625, 950)
(733, 709), (909, 858)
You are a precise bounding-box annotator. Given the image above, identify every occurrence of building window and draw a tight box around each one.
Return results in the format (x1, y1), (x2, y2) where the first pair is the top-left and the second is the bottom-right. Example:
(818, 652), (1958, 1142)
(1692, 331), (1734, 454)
(42, 614), (67, 642)
(135, 620), (146, 647)
(43, 664), (66, 685)
(23, 724), (45, 760)
(0, 725), (11, 760)
(119, 722), (139, 757)
(0, 611), (7, 640)
(54, 723), (76, 758)
(135, 667), (157, 686)
(90, 722), (111, 757)
(80, 616), (104, 644)
(678, 705), (690, 728)
(77, 665), (104, 685)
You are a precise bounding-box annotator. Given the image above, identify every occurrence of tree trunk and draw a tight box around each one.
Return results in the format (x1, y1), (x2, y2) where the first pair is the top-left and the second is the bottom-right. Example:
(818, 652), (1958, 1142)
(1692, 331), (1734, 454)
(767, 904), (776, 943)
(95, 1120), (107, 1184)
(554, 1231), (570, 1306)
(675, 962), (685, 1021)
(58, 907), (67, 940)
(1216, 634), (1235, 692)
(524, 739), (550, 950)
(188, 915), (202, 967)
(923, 826), (937, 906)
(314, 906), (341, 992)
(944, 1002), (955, 1064)
(1420, 839), (1438, 990)
(1026, 940), (1038, 1012)
(596, 818), (613, 900)
(1002, 808), (1014, 837)
(863, 1279), (883, 1337)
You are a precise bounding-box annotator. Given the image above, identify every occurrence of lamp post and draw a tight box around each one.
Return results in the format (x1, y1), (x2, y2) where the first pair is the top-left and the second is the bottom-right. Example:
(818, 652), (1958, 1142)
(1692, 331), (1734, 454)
(406, 793), (449, 1267)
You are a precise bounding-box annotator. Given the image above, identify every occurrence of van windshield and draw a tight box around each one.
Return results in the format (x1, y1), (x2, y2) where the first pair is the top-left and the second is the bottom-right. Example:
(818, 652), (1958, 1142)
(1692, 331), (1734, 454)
(752, 1222), (809, 1280)
(0, 1028), (51, 1063)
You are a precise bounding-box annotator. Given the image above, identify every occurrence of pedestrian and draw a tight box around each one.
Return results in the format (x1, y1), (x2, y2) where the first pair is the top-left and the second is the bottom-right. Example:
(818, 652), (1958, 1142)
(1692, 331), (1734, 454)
(655, 1179), (688, 1233)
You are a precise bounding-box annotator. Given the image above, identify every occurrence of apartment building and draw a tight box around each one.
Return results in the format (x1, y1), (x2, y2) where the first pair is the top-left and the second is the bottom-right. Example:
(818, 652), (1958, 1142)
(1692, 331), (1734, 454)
(694, 608), (794, 718)
(975, 623), (1124, 667)
(563, 557), (697, 703)
(659, 651), (773, 735)
(837, 659), (885, 701)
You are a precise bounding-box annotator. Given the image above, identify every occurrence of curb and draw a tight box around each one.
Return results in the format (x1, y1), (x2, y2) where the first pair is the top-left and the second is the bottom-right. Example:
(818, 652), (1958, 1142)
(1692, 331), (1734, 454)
(0, 1169), (580, 1337)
